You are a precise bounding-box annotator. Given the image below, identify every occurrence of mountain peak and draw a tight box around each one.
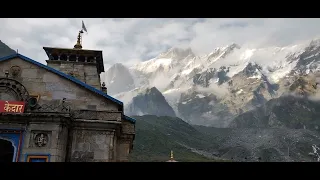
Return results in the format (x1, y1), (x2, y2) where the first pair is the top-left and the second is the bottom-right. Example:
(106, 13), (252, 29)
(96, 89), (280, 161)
(146, 87), (161, 94)
(228, 43), (241, 49)
(126, 86), (176, 117)
(112, 63), (126, 68)
(242, 62), (263, 77)
(0, 40), (16, 58)
(105, 62), (135, 95)
(158, 47), (195, 60)
(211, 43), (241, 52)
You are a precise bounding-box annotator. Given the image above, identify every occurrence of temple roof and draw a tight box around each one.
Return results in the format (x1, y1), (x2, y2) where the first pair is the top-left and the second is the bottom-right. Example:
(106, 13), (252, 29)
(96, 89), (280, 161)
(0, 53), (135, 124)
(43, 46), (105, 74)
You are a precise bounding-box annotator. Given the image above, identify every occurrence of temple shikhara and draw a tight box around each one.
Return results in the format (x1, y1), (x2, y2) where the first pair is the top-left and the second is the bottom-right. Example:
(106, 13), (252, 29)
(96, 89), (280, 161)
(0, 22), (135, 162)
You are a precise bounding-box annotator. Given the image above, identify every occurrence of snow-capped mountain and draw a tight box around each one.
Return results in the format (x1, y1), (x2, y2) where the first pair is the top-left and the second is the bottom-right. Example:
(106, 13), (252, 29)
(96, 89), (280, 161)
(105, 63), (135, 95)
(124, 87), (176, 117)
(106, 38), (320, 127)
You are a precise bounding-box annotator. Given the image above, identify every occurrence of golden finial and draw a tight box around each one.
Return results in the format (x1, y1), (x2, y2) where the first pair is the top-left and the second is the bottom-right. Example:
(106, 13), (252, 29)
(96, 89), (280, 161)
(166, 150), (177, 162)
(170, 150), (174, 159)
(74, 30), (83, 49)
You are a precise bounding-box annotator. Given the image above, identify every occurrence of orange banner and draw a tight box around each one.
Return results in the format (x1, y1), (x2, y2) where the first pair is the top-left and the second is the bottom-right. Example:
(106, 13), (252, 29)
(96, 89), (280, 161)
(0, 100), (25, 113)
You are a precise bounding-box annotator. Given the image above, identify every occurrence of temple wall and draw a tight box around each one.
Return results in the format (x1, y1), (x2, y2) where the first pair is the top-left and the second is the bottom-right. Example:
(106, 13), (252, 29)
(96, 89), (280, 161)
(0, 57), (119, 111)
(0, 117), (69, 162)
(47, 61), (101, 89)
(0, 56), (135, 162)
(69, 129), (116, 162)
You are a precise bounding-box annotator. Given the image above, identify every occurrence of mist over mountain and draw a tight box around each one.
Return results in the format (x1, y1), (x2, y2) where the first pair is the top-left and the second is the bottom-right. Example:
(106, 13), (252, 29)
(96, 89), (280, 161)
(108, 38), (320, 128)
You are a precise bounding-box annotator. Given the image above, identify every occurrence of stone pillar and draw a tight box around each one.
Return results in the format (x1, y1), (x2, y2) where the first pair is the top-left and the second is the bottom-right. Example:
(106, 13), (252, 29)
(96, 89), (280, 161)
(117, 135), (134, 162)
(116, 121), (135, 162)
(109, 133), (115, 161)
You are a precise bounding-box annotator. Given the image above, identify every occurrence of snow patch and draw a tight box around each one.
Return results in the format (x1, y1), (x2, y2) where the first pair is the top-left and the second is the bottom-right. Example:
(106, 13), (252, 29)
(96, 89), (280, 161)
(236, 89), (244, 95)
(196, 94), (205, 98)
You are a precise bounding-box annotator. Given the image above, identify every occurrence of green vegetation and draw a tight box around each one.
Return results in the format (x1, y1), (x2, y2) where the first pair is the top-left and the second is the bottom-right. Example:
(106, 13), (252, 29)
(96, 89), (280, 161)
(129, 115), (224, 162)
(129, 114), (320, 162)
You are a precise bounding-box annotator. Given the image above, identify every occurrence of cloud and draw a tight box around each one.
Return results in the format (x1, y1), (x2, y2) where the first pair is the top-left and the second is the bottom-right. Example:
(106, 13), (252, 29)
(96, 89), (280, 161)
(196, 83), (230, 99)
(2, 18), (320, 73)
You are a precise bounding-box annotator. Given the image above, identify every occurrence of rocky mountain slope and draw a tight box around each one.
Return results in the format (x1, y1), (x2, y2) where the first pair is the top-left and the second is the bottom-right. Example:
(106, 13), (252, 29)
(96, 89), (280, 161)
(105, 63), (135, 95)
(194, 125), (320, 162)
(107, 38), (320, 127)
(0, 40), (15, 57)
(130, 115), (320, 162)
(230, 95), (320, 129)
(124, 87), (176, 117)
(129, 115), (219, 162)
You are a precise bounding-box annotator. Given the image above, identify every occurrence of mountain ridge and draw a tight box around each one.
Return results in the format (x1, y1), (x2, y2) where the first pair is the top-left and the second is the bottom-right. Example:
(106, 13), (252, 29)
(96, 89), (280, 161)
(0, 40), (16, 58)
(2, 38), (320, 162)
(130, 115), (320, 162)
(124, 87), (176, 117)
(107, 38), (320, 127)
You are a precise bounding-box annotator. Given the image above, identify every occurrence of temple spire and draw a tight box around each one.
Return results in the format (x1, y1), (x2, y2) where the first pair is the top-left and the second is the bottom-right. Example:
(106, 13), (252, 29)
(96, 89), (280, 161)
(73, 21), (87, 49)
(170, 150), (174, 160)
(74, 30), (83, 49)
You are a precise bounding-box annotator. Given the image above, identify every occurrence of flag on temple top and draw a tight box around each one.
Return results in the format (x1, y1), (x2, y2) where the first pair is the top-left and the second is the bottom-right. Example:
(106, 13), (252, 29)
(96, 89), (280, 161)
(82, 20), (88, 33)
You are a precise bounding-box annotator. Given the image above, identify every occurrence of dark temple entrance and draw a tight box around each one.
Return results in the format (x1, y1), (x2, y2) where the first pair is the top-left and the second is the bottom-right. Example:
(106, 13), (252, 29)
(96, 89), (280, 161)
(0, 139), (14, 162)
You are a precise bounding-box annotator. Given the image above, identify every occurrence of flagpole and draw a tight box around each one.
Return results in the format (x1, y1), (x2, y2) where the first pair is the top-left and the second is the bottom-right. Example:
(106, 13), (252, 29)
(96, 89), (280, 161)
(82, 20), (88, 35)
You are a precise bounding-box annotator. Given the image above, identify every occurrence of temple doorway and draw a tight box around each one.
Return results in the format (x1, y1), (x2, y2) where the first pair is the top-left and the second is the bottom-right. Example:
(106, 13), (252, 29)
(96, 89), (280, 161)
(0, 139), (14, 162)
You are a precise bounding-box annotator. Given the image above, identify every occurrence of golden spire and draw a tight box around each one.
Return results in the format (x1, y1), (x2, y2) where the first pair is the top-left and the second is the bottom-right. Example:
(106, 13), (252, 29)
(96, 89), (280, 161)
(170, 150), (174, 159)
(74, 30), (83, 49)
(166, 150), (177, 162)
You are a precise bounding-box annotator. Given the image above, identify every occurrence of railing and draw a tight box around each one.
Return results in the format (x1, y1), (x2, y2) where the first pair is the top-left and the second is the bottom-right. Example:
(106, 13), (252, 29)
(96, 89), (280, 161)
(72, 110), (121, 121)
(24, 100), (71, 113)
(25, 101), (121, 121)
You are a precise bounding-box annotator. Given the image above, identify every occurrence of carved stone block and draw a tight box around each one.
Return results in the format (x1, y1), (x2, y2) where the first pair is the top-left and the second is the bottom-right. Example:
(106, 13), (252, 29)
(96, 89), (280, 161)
(29, 131), (51, 148)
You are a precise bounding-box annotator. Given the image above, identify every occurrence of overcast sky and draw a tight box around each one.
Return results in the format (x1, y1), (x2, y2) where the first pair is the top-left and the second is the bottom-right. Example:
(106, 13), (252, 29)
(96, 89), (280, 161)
(1, 18), (320, 70)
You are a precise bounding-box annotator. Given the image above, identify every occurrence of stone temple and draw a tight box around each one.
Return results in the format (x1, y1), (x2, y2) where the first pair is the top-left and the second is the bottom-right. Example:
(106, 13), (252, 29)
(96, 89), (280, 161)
(0, 30), (135, 162)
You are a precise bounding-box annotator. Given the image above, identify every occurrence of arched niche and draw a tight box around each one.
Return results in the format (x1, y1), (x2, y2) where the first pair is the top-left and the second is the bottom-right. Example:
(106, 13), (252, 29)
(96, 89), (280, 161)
(0, 78), (29, 102)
